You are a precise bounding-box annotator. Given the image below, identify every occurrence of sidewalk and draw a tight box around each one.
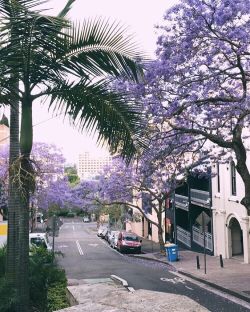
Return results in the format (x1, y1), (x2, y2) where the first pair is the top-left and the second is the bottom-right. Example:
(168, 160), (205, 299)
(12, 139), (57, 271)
(58, 277), (208, 312)
(137, 237), (250, 303)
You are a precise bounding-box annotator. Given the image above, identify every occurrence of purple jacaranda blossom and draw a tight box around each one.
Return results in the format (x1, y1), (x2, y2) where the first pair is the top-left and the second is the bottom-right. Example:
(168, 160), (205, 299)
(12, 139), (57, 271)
(115, 0), (250, 215)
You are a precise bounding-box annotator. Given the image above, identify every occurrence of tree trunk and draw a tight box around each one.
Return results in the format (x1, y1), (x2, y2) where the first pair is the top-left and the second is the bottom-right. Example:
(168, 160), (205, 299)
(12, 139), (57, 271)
(157, 202), (165, 253)
(232, 129), (250, 216)
(16, 99), (34, 312)
(6, 92), (20, 296)
(17, 162), (30, 312)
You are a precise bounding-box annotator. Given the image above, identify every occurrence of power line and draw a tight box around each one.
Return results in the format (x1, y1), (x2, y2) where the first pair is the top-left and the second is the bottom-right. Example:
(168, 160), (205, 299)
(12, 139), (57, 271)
(0, 113), (63, 144)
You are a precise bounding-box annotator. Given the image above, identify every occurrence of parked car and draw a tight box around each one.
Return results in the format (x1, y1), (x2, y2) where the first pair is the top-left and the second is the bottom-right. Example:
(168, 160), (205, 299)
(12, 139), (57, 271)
(107, 230), (119, 245)
(97, 225), (108, 238)
(105, 228), (113, 241)
(29, 232), (52, 251)
(83, 216), (90, 222)
(110, 231), (120, 249)
(117, 231), (142, 254)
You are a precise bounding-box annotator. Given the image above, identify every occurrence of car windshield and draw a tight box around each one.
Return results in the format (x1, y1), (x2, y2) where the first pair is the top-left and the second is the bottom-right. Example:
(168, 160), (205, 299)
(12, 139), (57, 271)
(124, 235), (139, 242)
(31, 237), (47, 248)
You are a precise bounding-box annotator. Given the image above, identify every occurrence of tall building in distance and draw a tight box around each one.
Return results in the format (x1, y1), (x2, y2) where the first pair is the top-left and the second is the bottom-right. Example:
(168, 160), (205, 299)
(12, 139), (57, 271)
(77, 152), (113, 180)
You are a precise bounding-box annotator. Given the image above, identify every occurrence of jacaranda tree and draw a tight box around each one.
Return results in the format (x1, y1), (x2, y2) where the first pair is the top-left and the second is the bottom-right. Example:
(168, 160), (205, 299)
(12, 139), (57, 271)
(143, 0), (250, 216)
(0, 142), (71, 214)
(98, 131), (207, 251)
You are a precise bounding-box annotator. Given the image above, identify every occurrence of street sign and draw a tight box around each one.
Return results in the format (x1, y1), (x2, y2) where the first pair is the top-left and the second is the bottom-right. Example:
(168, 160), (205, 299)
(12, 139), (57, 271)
(196, 211), (210, 226)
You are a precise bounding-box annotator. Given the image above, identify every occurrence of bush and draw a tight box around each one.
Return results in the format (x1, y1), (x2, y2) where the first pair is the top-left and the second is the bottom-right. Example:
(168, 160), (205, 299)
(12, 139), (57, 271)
(66, 212), (75, 218)
(0, 277), (17, 312)
(0, 245), (6, 278)
(0, 246), (17, 312)
(47, 282), (69, 312)
(0, 245), (69, 312)
(56, 210), (69, 217)
(29, 248), (69, 311)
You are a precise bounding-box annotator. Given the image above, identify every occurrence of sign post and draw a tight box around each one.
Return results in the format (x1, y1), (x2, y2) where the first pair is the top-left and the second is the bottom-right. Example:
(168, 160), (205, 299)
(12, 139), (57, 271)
(196, 211), (210, 274)
(202, 212), (206, 274)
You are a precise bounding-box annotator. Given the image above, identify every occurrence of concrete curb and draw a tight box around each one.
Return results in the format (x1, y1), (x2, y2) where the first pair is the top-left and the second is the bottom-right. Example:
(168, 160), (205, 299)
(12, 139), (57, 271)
(130, 254), (250, 304)
(110, 274), (128, 287)
(110, 274), (135, 292)
(178, 270), (250, 304)
(128, 254), (176, 269)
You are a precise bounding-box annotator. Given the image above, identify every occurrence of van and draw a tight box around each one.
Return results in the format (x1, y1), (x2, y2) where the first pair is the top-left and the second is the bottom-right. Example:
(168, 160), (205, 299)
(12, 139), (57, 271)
(117, 231), (142, 253)
(29, 233), (52, 251)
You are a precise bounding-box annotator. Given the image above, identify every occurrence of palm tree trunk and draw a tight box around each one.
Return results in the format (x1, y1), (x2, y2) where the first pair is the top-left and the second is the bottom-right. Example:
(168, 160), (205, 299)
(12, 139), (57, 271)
(16, 99), (33, 312)
(6, 87), (20, 295)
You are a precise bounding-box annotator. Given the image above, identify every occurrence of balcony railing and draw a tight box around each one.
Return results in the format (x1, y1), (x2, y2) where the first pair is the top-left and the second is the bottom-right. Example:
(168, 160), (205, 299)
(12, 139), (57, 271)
(175, 194), (189, 211)
(192, 226), (213, 251)
(177, 226), (191, 247)
(190, 188), (211, 208)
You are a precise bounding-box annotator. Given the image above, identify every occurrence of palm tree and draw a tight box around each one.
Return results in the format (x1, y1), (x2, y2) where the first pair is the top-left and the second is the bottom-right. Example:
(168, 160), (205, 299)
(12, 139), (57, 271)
(0, 0), (145, 310)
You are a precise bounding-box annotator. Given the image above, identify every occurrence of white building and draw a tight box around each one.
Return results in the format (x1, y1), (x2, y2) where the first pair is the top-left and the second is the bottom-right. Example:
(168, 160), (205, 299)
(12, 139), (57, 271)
(212, 160), (250, 263)
(77, 152), (113, 180)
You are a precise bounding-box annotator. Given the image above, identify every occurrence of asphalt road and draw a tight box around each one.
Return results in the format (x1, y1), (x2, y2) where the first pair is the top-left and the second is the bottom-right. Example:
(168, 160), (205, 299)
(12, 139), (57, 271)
(56, 220), (250, 312)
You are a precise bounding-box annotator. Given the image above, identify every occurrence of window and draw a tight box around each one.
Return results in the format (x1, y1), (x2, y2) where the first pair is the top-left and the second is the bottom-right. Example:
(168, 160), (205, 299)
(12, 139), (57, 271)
(142, 192), (152, 214)
(217, 163), (220, 193)
(231, 161), (236, 196)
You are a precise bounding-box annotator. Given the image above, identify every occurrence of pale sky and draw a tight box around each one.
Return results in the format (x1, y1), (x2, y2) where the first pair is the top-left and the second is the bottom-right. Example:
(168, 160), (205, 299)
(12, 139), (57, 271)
(31, 0), (177, 164)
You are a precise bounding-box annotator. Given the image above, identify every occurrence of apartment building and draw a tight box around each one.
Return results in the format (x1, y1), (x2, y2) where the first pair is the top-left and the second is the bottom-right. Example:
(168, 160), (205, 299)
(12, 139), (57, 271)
(77, 152), (113, 180)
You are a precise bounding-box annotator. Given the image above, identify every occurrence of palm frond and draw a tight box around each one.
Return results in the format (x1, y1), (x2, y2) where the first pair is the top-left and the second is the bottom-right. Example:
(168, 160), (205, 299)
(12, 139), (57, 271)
(48, 79), (147, 159)
(63, 18), (145, 82)
(0, 0), (48, 17)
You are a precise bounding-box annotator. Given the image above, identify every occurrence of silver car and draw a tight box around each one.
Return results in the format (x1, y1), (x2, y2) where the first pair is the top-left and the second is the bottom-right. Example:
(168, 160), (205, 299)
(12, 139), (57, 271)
(109, 231), (120, 249)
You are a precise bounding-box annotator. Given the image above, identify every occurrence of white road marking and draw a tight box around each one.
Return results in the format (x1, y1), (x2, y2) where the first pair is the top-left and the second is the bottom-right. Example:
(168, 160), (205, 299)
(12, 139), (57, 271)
(185, 286), (194, 290)
(73, 225), (75, 231)
(160, 277), (186, 284)
(58, 245), (68, 248)
(76, 240), (84, 255)
(88, 243), (99, 247)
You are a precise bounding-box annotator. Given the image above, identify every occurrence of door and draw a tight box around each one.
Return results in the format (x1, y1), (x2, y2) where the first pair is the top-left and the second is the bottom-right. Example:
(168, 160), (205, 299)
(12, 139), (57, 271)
(230, 218), (243, 256)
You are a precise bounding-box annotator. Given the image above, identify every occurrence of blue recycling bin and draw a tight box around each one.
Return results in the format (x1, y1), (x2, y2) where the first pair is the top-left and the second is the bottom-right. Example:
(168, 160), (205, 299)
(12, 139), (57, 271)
(165, 244), (178, 262)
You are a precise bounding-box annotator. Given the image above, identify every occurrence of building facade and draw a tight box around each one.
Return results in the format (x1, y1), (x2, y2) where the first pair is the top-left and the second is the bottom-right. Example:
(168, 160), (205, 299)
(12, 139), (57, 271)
(77, 152), (113, 180)
(212, 160), (250, 263)
(165, 174), (214, 255)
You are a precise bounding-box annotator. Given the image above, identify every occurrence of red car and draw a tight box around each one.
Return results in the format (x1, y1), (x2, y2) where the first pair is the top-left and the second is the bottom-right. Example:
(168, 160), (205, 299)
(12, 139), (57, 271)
(117, 231), (142, 254)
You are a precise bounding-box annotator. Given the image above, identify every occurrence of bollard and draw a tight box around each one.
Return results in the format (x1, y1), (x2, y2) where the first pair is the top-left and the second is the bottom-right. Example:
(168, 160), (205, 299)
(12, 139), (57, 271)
(219, 254), (224, 268)
(196, 255), (200, 269)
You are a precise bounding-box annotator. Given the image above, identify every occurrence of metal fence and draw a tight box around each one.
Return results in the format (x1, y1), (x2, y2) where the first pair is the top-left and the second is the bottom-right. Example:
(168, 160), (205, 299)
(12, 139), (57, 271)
(175, 194), (189, 211)
(192, 225), (213, 251)
(190, 189), (210, 207)
(177, 226), (191, 247)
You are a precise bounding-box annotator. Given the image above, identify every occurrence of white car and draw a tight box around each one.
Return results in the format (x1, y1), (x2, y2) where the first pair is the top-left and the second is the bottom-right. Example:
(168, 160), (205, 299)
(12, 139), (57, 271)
(107, 230), (119, 244)
(83, 217), (90, 222)
(110, 231), (120, 249)
(97, 226), (108, 238)
(29, 232), (52, 251)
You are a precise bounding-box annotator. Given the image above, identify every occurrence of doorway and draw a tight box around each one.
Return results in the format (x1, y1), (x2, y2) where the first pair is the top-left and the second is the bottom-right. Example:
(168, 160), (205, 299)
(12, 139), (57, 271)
(229, 218), (243, 256)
